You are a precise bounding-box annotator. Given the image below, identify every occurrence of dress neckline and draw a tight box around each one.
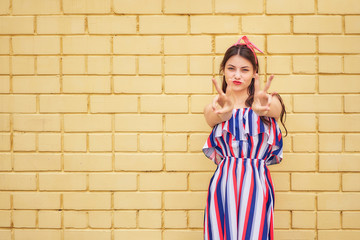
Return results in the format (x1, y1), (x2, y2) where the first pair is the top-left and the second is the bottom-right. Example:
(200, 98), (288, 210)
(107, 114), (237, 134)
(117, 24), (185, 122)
(234, 107), (250, 110)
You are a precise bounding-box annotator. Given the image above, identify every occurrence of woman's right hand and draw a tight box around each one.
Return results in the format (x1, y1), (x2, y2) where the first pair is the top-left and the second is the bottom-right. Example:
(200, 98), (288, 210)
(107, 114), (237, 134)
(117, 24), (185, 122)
(211, 78), (235, 121)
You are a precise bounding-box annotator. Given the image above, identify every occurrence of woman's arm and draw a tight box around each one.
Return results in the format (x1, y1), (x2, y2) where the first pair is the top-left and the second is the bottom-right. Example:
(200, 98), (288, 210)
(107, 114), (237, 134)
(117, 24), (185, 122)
(203, 103), (233, 128)
(261, 93), (282, 121)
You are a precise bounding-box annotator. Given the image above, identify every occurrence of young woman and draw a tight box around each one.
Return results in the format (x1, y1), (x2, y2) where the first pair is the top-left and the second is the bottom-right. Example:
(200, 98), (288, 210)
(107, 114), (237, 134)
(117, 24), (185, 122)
(202, 36), (288, 240)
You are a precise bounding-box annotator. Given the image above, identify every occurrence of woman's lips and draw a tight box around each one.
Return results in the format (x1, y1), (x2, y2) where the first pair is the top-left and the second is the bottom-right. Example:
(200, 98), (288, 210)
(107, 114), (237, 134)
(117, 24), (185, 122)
(233, 81), (242, 85)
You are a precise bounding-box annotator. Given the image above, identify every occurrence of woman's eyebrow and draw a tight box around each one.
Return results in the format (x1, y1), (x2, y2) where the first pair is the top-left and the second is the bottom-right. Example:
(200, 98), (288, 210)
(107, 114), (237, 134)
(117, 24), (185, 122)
(227, 64), (250, 68)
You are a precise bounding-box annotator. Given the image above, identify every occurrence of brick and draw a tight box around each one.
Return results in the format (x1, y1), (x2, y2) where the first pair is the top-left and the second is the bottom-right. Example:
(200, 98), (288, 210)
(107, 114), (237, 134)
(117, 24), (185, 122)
(89, 173), (137, 190)
(320, 75), (360, 93)
(140, 95), (188, 113)
(291, 173), (340, 191)
(275, 230), (315, 239)
(40, 95), (87, 113)
(319, 154), (360, 172)
(318, 193), (360, 210)
(268, 153), (316, 172)
(345, 134), (360, 151)
(139, 173), (187, 190)
(114, 76), (162, 94)
(63, 0), (111, 13)
(266, 56), (291, 74)
(292, 134), (316, 152)
(90, 95), (137, 113)
(0, 16), (34, 34)
(138, 56), (162, 74)
(0, 211), (10, 227)
(115, 153), (163, 171)
(293, 95), (342, 113)
(140, 16), (187, 34)
(114, 211), (136, 228)
(293, 56), (316, 74)
(344, 55), (360, 73)
(163, 230), (203, 240)
(165, 0), (212, 13)
(114, 134), (137, 152)
(319, 56), (342, 73)
(215, 35), (265, 54)
(215, 0), (262, 13)
(13, 133), (36, 151)
(164, 134), (187, 152)
(166, 153), (221, 171)
(139, 210), (161, 228)
(115, 114), (162, 132)
(271, 173), (290, 191)
(13, 76), (59, 93)
(88, 16), (136, 34)
(189, 172), (212, 190)
(13, 0), (60, 14)
(13, 210), (36, 227)
(63, 193), (111, 210)
(319, 36), (360, 53)
(165, 76), (212, 94)
(164, 211), (187, 228)
(64, 153), (112, 171)
(166, 114), (209, 132)
(114, 36), (161, 54)
(0, 0), (9, 14)
(292, 211), (316, 228)
(12, 56), (35, 74)
(190, 96), (214, 114)
(274, 211), (290, 228)
(0, 76), (10, 94)
(164, 56), (187, 74)
(164, 36), (212, 54)
(64, 230), (111, 240)
(64, 114), (111, 132)
(343, 212), (360, 228)
(319, 114), (360, 132)
(188, 210), (204, 228)
(89, 133), (112, 152)
(0, 173), (36, 190)
(37, 56), (60, 74)
(243, 16), (290, 33)
(284, 113), (316, 132)
(114, 230), (162, 240)
(13, 36), (60, 55)
(268, 36), (316, 53)
(0, 95), (36, 113)
(63, 36), (111, 54)
(342, 173), (360, 191)
(114, 192), (162, 209)
(62, 56), (86, 74)
(345, 16), (360, 33)
(191, 16), (238, 34)
(39, 173), (86, 191)
(113, 56), (136, 74)
(0, 115), (10, 132)
(294, 16), (342, 33)
(89, 211), (111, 228)
(266, 0), (314, 13)
(0, 56), (9, 74)
(317, 211), (340, 229)
(319, 134), (342, 152)
(38, 211), (61, 228)
(164, 192), (207, 209)
(37, 16), (85, 34)
(139, 133), (162, 152)
(0, 192), (10, 209)
(318, 230), (360, 240)
(14, 230), (61, 240)
(13, 114), (60, 132)
(189, 56), (212, 74)
(13, 193), (60, 209)
(275, 192), (315, 210)
(14, 153), (61, 171)
(318, 0), (360, 14)
(87, 56), (110, 74)
(64, 133), (87, 152)
(114, 0), (162, 13)
(38, 133), (61, 152)
(63, 76), (111, 93)
(64, 211), (87, 228)
(267, 75), (316, 93)
(0, 37), (9, 54)
(0, 134), (10, 151)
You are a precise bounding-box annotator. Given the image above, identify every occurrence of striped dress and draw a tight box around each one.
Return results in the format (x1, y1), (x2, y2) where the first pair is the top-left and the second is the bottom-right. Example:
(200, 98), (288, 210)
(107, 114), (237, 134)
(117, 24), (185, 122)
(202, 107), (283, 240)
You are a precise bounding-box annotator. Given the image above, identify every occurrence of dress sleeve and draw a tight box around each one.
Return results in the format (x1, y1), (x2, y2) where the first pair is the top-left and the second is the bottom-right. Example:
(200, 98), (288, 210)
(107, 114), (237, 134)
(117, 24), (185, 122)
(265, 119), (284, 166)
(202, 127), (224, 165)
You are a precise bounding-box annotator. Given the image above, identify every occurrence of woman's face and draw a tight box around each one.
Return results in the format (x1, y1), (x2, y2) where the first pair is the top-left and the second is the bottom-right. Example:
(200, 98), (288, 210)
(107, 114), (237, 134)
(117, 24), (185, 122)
(224, 55), (255, 94)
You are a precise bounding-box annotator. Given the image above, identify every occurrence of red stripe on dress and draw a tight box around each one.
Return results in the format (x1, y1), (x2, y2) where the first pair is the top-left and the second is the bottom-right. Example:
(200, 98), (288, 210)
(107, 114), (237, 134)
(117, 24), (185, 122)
(258, 163), (269, 239)
(242, 162), (254, 240)
(214, 161), (225, 240)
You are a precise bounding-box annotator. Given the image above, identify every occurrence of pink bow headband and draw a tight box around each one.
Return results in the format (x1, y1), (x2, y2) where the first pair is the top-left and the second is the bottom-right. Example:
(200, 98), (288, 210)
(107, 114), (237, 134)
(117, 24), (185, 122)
(232, 36), (263, 64)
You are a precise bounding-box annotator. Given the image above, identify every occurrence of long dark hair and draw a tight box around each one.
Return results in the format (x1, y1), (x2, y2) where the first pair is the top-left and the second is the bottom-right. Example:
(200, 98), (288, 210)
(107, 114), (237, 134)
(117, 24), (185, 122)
(219, 44), (288, 137)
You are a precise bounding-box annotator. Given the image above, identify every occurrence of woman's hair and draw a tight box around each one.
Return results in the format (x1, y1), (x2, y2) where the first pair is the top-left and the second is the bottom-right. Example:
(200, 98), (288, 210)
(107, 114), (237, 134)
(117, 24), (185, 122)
(219, 44), (288, 137)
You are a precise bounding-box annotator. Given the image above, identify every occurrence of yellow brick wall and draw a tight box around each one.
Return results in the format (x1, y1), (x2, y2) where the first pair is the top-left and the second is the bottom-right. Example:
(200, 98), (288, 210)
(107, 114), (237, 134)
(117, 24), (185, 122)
(0, 0), (359, 239)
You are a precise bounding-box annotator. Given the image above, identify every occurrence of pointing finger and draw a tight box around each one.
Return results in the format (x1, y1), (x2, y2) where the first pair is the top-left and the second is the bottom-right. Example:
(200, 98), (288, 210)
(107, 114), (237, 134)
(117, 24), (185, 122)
(263, 75), (274, 92)
(212, 78), (224, 95)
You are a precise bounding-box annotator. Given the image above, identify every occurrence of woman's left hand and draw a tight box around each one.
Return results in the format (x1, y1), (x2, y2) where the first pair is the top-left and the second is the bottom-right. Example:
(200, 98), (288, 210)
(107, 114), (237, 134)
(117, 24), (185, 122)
(251, 74), (275, 116)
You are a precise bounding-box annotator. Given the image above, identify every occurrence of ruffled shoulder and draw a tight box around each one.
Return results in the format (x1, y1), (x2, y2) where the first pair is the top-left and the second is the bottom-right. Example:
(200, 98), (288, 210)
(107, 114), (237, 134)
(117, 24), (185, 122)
(212, 107), (282, 146)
